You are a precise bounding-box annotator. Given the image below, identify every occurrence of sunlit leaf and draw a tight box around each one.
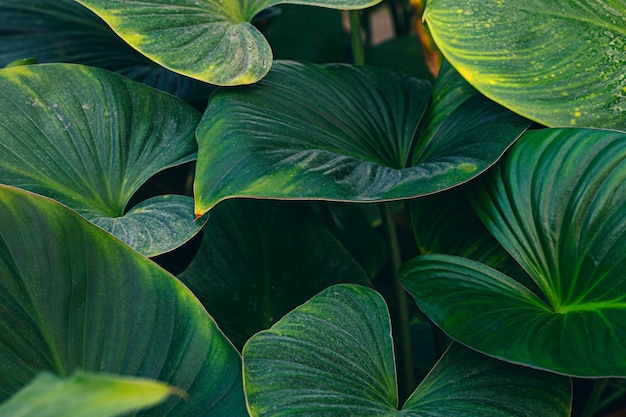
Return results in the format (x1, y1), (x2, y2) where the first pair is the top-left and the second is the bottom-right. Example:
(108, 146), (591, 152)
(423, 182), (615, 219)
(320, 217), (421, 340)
(74, 0), (381, 86)
(0, 185), (247, 416)
(0, 371), (176, 417)
(400, 127), (626, 377)
(0, 63), (201, 256)
(243, 284), (571, 416)
(424, 0), (626, 130)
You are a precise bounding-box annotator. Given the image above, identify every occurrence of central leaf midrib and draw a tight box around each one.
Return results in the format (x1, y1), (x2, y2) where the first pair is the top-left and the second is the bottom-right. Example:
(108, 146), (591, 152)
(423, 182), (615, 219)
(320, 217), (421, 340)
(555, 300), (626, 313)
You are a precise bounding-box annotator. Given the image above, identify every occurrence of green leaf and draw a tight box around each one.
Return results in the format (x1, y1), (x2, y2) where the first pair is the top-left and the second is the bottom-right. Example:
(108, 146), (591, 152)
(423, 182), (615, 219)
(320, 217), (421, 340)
(0, 0), (212, 101)
(400, 127), (626, 377)
(0, 371), (176, 417)
(0, 63), (201, 256)
(194, 61), (530, 215)
(0, 185), (247, 416)
(74, 0), (381, 86)
(91, 195), (207, 258)
(242, 284), (571, 416)
(424, 0), (626, 130)
(178, 199), (371, 349)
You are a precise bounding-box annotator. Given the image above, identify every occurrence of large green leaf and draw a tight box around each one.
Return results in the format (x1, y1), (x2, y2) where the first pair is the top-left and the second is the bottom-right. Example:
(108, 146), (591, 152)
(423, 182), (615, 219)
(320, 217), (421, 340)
(399, 127), (626, 377)
(0, 185), (246, 416)
(242, 284), (571, 416)
(178, 199), (370, 349)
(74, 0), (381, 86)
(194, 61), (531, 215)
(424, 0), (626, 130)
(0, 63), (204, 256)
(0, 0), (212, 102)
(0, 371), (176, 417)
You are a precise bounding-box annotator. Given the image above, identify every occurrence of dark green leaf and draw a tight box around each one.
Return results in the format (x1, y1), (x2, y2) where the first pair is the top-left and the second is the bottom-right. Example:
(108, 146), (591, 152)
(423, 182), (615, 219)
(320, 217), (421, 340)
(400, 128), (626, 377)
(194, 62), (530, 215)
(0, 185), (246, 416)
(178, 199), (370, 349)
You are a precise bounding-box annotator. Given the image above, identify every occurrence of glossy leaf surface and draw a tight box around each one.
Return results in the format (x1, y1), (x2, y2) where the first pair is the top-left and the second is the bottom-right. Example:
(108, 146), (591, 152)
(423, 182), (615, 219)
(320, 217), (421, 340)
(0, 63), (202, 256)
(179, 199), (370, 349)
(424, 0), (626, 130)
(400, 128), (626, 377)
(194, 61), (531, 215)
(243, 284), (571, 416)
(0, 185), (246, 416)
(74, 0), (380, 86)
(0, 371), (175, 417)
(0, 0), (212, 101)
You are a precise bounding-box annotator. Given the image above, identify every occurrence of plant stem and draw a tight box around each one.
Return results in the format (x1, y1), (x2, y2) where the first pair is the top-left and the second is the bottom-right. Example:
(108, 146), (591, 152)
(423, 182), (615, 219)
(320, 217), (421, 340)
(580, 378), (608, 417)
(381, 202), (415, 402)
(349, 11), (365, 66)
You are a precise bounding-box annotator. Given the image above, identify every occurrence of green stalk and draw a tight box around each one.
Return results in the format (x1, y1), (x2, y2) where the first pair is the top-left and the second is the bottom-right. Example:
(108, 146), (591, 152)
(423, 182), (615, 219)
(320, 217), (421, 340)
(349, 11), (365, 66)
(580, 378), (608, 417)
(381, 202), (415, 402)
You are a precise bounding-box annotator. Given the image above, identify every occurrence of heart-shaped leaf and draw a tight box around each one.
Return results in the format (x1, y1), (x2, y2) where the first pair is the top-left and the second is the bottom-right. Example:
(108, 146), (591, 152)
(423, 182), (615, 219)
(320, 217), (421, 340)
(424, 0), (626, 130)
(0, 0), (212, 101)
(74, 0), (381, 86)
(178, 199), (371, 349)
(0, 63), (203, 256)
(400, 127), (626, 377)
(0, 371), (177, 417)
(0, 185), (246, 416)
(242, 284), (571, 416)
(194, 61), (531, 215)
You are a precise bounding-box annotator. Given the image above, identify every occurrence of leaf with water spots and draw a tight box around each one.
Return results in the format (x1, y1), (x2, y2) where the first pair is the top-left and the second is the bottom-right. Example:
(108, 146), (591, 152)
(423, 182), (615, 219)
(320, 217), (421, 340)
(424, 0), (626, 130)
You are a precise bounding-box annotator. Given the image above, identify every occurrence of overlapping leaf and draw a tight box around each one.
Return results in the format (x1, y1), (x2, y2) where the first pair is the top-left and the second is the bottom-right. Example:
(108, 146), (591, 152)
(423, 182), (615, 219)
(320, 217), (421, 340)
(74, 0), (381, 86)
(243, 284), (571, 416)
(0, 0), (212, 101)
(0, 185), (246, 415)
(400, 128), (626, 377)
(0, 63), (204, 256)
(0, 371), (176, 417)
(179, 199), (370, 349)
(424, 0), (626, 130)
(194, 61), (531, 215)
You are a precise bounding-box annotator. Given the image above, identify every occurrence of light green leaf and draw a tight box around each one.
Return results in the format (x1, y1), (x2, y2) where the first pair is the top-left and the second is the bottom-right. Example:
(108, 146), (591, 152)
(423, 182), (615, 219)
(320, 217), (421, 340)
(242, 284), (571, 416)
(0, 0), (212, 101)
(400, 127), (626, 377)
(424, 0), (626, 130)
(0, 185), (247, 416)
(0, 371), (176, 417)
(74, 0), (381, 86)
(0, 63), (200, 256)
(194, 61), (530, 215)
(179, 199), (370, 349)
